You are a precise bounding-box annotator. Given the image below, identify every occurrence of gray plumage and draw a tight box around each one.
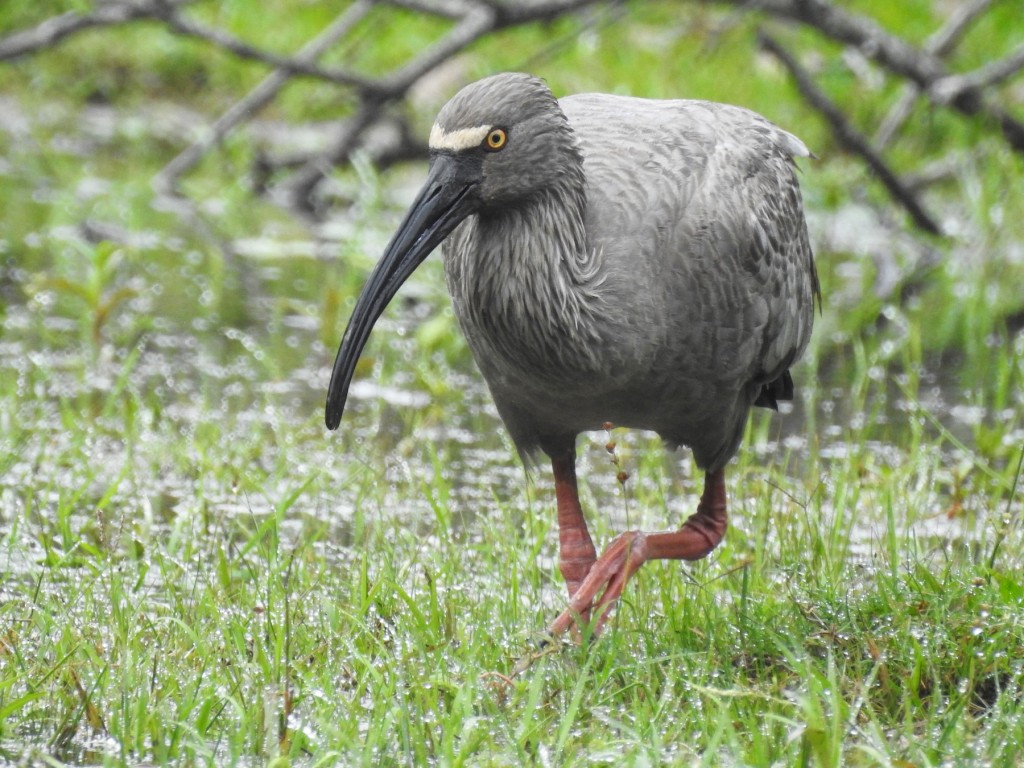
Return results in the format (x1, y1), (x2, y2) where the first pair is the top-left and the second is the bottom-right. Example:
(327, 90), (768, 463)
(325, 72), (820, 636)
(437, 74), (818, 471)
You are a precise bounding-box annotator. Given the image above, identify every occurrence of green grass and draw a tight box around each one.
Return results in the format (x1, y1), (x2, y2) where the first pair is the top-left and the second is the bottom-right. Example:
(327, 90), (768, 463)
(3, 382), (1022, 765)
(2, 0), (1024, 765)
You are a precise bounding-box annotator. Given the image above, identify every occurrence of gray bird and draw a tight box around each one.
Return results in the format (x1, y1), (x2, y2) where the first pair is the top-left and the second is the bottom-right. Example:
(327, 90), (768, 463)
(326, 72), (819, 635)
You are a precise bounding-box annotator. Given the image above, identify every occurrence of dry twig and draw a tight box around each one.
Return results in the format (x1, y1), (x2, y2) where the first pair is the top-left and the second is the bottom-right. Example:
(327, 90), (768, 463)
(758, 31), (942, 235)
(875, 0), (995, 148)
(0, 0), (192, 61)
(3, 0), (1021, 225)
(724, 0), (1024, 153)
(930, 42), (1024, 104)
(154, 1), (375, 194)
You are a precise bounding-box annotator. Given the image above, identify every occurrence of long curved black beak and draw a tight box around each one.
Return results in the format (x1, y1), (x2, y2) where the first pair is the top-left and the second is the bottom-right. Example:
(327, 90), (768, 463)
(325, 154), (481, 430)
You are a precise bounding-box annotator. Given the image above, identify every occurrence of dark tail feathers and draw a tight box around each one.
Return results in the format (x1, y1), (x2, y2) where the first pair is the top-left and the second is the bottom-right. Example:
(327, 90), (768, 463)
(754, 370), (794, 411)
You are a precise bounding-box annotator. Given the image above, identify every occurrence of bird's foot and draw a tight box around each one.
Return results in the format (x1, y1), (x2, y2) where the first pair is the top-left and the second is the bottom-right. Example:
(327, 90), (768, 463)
(561, 554), (596, 628)
(548, 530), (650, 637)
(546, 480), (729, 640)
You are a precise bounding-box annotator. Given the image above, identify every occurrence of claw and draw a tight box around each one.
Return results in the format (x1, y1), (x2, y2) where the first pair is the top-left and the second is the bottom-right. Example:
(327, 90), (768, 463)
(546, 469), (730, 639)
(549, 530), (650, 636)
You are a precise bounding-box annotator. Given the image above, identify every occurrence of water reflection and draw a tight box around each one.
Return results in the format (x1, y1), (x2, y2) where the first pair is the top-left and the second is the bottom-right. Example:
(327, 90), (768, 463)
(2, 233), (1020, 576)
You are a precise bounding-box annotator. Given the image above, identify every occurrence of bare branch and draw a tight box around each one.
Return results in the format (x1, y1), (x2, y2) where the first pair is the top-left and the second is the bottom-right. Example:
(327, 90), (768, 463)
(758, 30), (942, 236)
(155, 3), (378, 91)
(374, 6), (496, 97)
(741, 0), (947, 86)
(155, 1), (374, 194)
(716, 0), (1024, 154)
(388, 0), (605, 25)
(387, 0), (482, 18)
(931, 42), (1024, 103)
(0, 0), (192, 61)
(0, 0), (378, 89)
(12, 0), (1014, 227)
(150, 0), (608, 202)
(277, 0), (607, 207)
(871, 89), (916, 149)
(485, 0), (615, 24)
(374, 0), (605, 96)
(875, 0), (994, 148)
(279, 6), (497, 211)
(903, 151), (974, 192)
(278, 102), (382, 214)
(929, 0), (996, 58)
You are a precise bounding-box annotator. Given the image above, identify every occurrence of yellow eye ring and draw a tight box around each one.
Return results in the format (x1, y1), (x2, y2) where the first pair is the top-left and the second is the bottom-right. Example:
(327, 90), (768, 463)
(485, 128), (507, 151)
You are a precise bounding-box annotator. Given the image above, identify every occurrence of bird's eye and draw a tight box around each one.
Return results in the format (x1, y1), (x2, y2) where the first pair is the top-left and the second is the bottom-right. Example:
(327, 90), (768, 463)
(484, 128), (507, 151)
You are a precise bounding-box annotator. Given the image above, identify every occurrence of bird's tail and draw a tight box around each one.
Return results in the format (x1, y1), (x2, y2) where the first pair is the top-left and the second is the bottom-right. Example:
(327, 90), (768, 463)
(753, 370), (794, 411)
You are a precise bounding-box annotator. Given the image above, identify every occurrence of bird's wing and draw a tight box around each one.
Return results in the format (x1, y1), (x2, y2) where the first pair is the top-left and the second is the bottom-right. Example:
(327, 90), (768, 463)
(561, 94), (818, 390)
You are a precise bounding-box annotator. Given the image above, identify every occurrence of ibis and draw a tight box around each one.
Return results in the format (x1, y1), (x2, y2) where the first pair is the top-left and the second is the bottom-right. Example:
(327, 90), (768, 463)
(326, 72), (819, 635)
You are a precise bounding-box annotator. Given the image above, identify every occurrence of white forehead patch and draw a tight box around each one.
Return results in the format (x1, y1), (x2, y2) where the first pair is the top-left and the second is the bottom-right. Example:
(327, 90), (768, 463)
(428, 124), (491, 152)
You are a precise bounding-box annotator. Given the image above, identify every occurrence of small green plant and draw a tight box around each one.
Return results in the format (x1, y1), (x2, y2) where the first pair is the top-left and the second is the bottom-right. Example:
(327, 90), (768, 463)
(26, 240), (141, 350)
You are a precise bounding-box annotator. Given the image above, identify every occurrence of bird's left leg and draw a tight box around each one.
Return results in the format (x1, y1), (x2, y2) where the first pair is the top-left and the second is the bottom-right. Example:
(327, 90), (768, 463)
(548, 468), (728, 636)
(551, 451), (598, 619)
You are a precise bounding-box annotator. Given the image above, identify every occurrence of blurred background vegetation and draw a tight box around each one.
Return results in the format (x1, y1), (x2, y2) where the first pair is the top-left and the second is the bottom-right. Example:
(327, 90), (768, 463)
(2, 0), (1022, 386)
(1, 1), (1022, 765)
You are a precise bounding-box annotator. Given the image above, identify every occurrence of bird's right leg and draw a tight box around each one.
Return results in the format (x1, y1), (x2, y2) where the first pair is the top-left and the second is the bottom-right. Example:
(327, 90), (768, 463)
(552, 451), (597, 617)
(548, 469), (728, 637)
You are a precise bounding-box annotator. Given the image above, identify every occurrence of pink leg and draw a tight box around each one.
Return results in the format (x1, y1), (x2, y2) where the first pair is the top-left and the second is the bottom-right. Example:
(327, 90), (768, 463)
(552, 453), (597, 618)
(549, 468), (729, 636)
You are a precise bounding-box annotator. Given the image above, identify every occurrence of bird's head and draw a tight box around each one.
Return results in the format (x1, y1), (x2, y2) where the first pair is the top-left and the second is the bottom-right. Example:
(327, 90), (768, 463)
(325, 73), (578, 430)
(429, 72), (579, 207)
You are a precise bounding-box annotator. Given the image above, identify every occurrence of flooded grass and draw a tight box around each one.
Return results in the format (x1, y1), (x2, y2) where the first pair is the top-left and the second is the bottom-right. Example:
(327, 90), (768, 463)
(3, 2), (1024, 765)
(2, 196), (1022, 765)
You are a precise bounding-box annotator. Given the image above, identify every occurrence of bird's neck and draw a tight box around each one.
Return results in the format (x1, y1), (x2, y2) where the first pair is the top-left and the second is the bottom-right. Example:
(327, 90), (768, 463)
(446, 180), (606, 373)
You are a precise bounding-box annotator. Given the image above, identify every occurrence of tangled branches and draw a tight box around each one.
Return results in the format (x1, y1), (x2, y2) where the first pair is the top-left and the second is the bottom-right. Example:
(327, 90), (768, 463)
(2, 0), (1021, 231)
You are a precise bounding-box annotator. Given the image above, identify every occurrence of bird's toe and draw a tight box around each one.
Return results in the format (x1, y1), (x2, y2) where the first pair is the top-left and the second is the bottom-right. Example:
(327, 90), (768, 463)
(548, 530), (650, 637)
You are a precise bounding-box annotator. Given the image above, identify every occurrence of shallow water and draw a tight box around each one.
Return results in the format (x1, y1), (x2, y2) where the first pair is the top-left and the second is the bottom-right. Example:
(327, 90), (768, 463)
(4, 27), (1024, 761)
(2, 228), (1018, 578)
(2, 106), (1023, 767)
